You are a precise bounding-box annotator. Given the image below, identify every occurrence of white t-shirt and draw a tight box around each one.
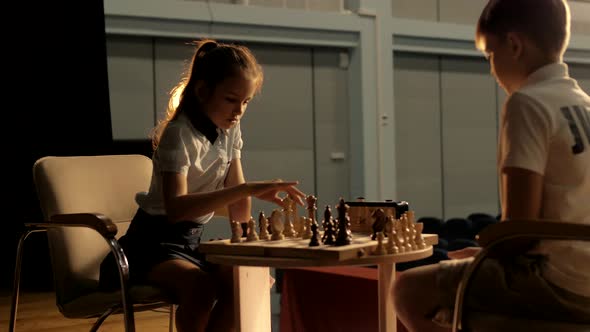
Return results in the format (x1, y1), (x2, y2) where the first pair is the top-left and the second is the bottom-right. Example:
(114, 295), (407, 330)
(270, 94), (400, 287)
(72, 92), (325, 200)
(136, 112), (243, 224)
(498, 62), (590, 297)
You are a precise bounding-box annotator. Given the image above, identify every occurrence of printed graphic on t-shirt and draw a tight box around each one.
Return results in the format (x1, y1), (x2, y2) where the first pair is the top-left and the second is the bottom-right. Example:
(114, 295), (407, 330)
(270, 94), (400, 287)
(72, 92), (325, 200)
(560, 106), (590, 154)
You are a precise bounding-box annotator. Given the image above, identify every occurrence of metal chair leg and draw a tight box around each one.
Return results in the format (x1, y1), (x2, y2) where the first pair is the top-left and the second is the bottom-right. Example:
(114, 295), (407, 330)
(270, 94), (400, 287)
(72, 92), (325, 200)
(106, 238), (136, 332)
(169, 304), (175, 332)
(9, 228), (44, 332)
(89, 305), (120, 332)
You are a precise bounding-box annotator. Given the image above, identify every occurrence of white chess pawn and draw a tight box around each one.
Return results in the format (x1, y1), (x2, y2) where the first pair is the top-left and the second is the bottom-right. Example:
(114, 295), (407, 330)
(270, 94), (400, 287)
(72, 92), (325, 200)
(401, 214), (413, 252)
(270, 209), (285, 241)
(372, 231), (387, 256)
(258, 211), (270, 240)
(393, 218), (405, 253)
(301, 216), (312, 239)
(282, 196), (298, 238)
(408, 220), (418, 250)
(406, 210), (416, 223)
(386, 216), (399, 254)
(230, 219), (242, 243)
(414, 222), (427, 249)
(246, 217), (259, 242)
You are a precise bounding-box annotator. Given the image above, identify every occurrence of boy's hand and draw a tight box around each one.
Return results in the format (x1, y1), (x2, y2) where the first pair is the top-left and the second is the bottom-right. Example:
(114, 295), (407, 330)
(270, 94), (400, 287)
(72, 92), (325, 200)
(447, 246), (482, 259)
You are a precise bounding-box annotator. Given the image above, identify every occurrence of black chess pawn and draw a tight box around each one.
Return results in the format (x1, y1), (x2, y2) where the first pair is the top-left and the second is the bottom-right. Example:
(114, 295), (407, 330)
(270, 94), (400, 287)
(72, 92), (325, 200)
(321, 205), (336, 245)
(308, 222), (320, 247)
(335, 198), (352, 246)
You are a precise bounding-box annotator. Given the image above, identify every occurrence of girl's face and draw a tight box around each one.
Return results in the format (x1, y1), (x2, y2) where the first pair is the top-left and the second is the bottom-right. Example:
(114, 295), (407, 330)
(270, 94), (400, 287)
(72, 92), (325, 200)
(200, 74), (258, 130)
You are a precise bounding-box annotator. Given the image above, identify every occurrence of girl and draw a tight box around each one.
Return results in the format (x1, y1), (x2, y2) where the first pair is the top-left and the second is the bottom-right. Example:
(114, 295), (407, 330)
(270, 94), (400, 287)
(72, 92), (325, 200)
(102, 38), (305, 332)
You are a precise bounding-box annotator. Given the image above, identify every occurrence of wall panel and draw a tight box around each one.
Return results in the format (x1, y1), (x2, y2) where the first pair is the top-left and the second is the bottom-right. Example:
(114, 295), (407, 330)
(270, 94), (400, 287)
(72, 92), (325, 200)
(393, 52), (443, 219)
(438, 0), (487, 25)
(313, 48), (351, 210)
(238, 44), (316, 216)
(391, 0), (438, 21)
(441, 56), (499, 219)
(107, 36), (155, 140)
(154, 39), (196, 124)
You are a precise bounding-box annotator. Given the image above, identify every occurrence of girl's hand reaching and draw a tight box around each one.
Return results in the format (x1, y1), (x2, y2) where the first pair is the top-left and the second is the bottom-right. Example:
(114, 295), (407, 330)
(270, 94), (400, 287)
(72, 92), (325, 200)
(244, 180), (306, 207)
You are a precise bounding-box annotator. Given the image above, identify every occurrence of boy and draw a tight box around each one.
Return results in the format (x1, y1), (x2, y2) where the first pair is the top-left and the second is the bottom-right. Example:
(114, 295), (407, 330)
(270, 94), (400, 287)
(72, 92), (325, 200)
(392, 0), (590, 331)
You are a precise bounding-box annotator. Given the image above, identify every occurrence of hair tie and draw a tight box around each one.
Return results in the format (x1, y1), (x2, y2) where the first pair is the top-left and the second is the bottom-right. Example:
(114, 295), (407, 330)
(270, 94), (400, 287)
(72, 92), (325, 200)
(197, 40), (218, 57)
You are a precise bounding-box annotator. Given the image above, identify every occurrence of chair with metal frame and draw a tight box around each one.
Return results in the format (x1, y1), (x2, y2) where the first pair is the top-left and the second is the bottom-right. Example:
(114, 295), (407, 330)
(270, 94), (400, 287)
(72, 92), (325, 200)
(451, 220), (590, 332)
(10, 154), (175, 332)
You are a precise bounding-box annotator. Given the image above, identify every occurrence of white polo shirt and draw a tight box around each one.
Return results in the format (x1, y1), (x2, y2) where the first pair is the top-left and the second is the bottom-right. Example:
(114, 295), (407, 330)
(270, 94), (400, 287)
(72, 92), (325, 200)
(498, 62), (590, 297)
(136, 112), (243, 224)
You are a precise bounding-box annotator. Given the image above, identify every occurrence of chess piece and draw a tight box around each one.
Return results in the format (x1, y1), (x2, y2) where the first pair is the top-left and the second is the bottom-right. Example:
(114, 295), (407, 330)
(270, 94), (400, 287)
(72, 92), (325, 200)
(301, 216), (312, 239)
(306, 195), (318, 223)
(306, 195), (321, 242)
(372, 231), (387, 255)
(321, 205), (336, 245)
(334, 198), (352, 246)
(393, 219), (406, 253)
(386, 216), (399, 254)
(308, 220), (320, 247)
(270, 209), (285, 241)
(290, 198), (302, 235)
(230, 219), (242, 243)
(414, 222), (427, 249)
(258, 211), (270, 240)
(384, 199), (396, 219)
(407, 210), (416, 224)
(246, 217), (259, 242)
(408, 219), (418, 250)
(401, 213), (413, 252)
(282, 196), (298, 237)
(371, 208), (387, 240)
(406, 210), (422, 248)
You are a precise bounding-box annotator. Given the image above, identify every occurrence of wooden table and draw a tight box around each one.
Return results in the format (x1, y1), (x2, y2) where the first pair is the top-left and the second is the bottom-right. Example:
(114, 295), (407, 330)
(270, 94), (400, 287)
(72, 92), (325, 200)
(200, 233), (438, 332)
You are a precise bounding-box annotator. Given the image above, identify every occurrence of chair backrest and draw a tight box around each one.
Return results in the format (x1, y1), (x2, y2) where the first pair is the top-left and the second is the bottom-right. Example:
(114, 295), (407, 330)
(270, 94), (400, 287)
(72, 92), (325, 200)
(32, 154), (152, 305)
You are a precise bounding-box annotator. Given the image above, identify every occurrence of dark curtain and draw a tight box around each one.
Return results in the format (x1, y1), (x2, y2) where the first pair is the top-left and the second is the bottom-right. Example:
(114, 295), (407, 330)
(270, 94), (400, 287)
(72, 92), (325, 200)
(2, 0), (113, 291)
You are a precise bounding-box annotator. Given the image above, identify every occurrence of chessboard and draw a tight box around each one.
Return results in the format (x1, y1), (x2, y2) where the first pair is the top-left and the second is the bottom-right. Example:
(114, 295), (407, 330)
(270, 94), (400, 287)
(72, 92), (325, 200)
(199, 232), (438, 261)
(200, 196), (438, 262)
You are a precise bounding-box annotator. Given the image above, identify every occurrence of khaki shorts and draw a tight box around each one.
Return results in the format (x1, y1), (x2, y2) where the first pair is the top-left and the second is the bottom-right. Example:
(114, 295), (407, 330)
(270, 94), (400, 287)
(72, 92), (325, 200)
(432, 255), (590, 327)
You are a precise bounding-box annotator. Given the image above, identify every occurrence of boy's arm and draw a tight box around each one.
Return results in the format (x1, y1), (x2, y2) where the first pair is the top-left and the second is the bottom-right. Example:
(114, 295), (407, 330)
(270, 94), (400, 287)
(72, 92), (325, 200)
(434, 168), (544, 259)
(500, 166), (543, 221)
(492, 166), (543, 255)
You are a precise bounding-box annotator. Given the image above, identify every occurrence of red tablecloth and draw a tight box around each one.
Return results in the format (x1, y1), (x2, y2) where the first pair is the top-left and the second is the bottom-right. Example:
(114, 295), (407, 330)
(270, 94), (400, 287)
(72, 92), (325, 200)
(280, 266), (409, 332)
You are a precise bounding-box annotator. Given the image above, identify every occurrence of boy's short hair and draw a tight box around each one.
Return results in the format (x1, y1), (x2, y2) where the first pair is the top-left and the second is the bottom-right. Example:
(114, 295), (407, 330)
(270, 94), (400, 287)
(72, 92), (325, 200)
(475, 0), (570, 58)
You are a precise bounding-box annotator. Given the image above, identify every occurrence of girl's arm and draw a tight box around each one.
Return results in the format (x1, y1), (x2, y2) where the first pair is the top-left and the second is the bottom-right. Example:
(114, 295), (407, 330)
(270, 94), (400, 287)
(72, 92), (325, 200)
(161, 170), (249, 223)
(224, 158), (251, 223)
(161, 168), (301, 223)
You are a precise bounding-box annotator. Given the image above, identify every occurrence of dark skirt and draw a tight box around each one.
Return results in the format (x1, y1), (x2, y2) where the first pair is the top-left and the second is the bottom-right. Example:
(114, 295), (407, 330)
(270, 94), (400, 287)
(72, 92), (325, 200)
(99, 208), (210, 290)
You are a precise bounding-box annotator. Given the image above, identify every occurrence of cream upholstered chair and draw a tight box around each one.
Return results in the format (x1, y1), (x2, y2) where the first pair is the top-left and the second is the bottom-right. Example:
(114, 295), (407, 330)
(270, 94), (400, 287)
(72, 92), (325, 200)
(451, 220), (590, 332)
(10, 154), (174, 332)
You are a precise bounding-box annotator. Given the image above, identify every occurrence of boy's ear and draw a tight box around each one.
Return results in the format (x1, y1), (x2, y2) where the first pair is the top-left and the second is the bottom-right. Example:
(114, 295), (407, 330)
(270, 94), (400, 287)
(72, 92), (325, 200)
(506, 32), (524, 59)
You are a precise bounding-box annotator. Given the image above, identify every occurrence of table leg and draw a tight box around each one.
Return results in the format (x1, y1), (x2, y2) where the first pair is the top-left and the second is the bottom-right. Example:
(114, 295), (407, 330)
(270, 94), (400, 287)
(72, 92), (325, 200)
(233, 266), (271, 332)
(378, 262), (396, 332)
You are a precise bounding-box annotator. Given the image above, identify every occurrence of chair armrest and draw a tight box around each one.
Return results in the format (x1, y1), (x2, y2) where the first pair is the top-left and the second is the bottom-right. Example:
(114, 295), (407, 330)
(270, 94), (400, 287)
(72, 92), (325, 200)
(477, 220), (590, 247)
(23, 213), (118, 238)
